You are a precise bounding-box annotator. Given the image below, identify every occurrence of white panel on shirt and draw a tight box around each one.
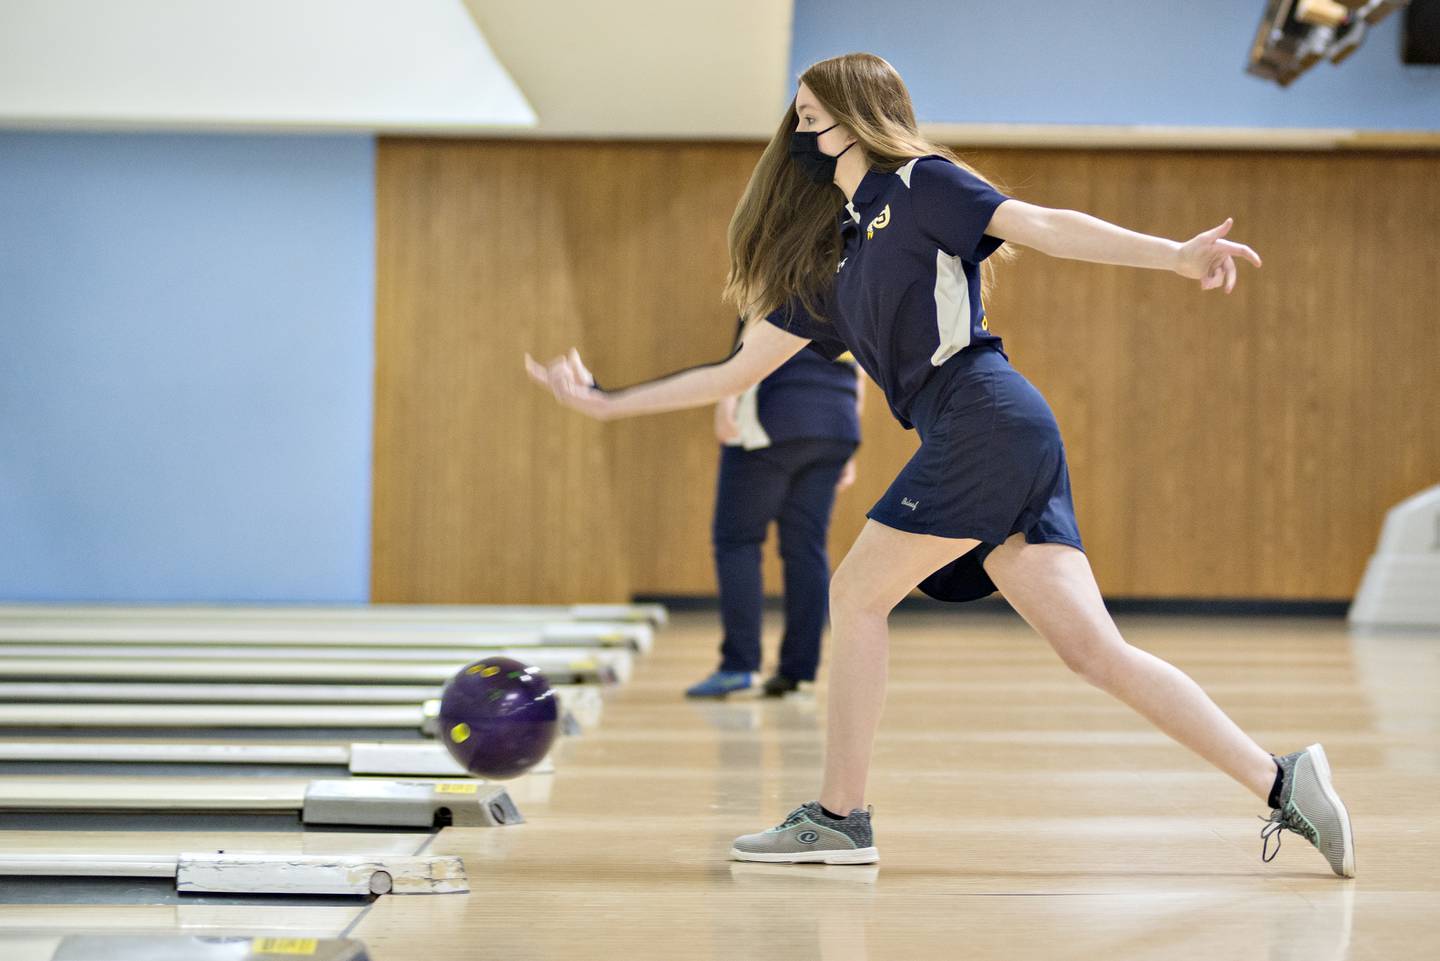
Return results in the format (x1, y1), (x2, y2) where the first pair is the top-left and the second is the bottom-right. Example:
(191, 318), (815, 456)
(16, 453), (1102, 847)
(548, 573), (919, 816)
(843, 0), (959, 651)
(895, 158), (970, 367)
(930, 250), (972, 367)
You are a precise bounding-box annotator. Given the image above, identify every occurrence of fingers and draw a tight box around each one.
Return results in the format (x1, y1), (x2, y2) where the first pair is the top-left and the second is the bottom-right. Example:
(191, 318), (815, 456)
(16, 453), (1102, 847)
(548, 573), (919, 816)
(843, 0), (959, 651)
(522, 350), (611, 421)
(1196, 254), (1241, 293)
(1219, 240), (1263, 269)
(1203, 217), (1233, 240)
(1200, 258), (1222, 290)
(1191, 219), (1261, 293)
(566, 348), (592, 387)
(524, 353), (551, 387)
(555, 363), (585, 401)
(525, 352), (568, 378)
(524, 351), (588, 403)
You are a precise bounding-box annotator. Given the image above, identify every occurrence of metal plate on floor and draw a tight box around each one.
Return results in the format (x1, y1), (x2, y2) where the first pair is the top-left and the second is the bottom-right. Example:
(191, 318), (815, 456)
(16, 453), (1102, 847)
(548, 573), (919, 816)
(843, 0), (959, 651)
(176, 853), (467, 896)
(301, 779), (521, 827)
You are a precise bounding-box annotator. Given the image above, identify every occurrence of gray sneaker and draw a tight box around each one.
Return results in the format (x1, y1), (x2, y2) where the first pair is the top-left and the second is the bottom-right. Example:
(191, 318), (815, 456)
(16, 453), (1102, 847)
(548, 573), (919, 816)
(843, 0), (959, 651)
(730, 801), (878, 864)
(1260, 743), (1356, 878)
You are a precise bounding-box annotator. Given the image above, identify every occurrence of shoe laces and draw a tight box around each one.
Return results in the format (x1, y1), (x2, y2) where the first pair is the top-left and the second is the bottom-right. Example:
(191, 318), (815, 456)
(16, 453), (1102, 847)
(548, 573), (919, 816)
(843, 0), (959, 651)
(769, 803), (819, 832)
(1259, 805), (1317, 862)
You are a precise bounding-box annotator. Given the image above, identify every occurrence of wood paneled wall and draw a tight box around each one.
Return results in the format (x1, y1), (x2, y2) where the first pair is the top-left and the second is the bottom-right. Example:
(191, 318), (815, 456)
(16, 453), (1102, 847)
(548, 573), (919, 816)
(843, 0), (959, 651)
(373, 140), (1440, 602)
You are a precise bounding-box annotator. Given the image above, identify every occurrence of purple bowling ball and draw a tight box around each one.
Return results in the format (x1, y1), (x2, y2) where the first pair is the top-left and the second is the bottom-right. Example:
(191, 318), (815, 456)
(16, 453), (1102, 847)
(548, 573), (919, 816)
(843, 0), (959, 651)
(438, 656), (559, 780)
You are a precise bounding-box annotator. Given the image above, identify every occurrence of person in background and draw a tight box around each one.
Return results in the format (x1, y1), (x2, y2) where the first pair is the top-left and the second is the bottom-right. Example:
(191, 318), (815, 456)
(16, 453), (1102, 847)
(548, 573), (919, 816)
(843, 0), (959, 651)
(686, 319), (863, 699)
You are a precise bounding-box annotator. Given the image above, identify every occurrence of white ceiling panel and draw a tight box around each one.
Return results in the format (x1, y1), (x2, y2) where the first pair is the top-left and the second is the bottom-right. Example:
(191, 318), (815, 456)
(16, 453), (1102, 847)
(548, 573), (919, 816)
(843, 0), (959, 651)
(0, 0), (535, 130)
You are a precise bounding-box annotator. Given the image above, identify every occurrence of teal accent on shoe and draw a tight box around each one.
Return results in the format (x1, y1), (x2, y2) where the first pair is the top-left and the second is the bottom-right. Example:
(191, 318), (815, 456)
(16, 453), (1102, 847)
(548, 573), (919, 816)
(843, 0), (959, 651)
(685, 670), (755, 698)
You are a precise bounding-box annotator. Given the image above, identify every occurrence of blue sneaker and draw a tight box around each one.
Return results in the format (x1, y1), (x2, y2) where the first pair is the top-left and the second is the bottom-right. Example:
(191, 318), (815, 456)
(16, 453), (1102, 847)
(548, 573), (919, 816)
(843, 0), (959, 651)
(685, 670), (756, 698)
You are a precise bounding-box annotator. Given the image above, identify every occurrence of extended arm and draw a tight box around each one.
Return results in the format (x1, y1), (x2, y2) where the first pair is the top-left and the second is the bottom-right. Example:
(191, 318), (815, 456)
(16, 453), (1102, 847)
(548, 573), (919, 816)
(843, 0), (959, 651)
(525, 319), (810, 421)
(985, 200), (1263, 293)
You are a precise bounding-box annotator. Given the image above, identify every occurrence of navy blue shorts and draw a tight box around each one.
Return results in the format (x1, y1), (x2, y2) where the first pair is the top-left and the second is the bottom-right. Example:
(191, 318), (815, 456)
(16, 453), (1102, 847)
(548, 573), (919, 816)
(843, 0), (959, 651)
(866, 346), (1084, 603)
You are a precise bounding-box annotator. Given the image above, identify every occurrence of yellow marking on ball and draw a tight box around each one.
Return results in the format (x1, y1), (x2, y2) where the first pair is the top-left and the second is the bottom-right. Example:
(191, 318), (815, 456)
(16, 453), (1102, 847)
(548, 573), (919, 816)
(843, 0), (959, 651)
(450, 722), (471, 743)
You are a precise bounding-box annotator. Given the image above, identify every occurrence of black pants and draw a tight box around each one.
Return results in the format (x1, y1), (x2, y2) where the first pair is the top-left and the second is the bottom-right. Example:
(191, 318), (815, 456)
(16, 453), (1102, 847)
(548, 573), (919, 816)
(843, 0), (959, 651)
(712, 438), (857, 680)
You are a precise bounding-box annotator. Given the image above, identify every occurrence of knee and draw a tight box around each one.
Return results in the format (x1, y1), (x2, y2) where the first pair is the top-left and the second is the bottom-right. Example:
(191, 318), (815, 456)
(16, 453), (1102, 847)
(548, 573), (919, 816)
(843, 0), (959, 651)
(711, 526), (764, 552)
(777, 517), (826, 552)
(828, 565), (894, 624)
(1054, 636), (1131, 689)
(777, 535), (826, 565)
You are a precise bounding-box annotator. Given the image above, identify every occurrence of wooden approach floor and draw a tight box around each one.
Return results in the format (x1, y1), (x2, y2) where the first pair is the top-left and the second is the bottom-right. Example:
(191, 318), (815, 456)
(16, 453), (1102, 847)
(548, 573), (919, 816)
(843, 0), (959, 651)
(7, 610), (1438, 959)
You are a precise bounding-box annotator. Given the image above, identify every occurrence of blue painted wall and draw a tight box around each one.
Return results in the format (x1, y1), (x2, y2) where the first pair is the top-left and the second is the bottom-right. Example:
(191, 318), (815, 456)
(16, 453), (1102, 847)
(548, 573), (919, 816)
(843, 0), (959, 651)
(792, 0), (1440, 129)
(0, 133), (375, 602)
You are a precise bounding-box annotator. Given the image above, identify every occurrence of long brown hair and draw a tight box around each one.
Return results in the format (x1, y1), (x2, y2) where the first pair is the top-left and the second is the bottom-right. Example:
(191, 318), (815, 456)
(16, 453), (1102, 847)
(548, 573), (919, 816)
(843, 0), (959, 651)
(724, 52), (1011, 322)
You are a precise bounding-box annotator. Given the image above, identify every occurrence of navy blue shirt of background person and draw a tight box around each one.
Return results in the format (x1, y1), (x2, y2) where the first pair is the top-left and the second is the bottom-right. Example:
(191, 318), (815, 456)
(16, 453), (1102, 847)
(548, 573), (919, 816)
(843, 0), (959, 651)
(729, 346), (861, 451)
(766, 156), (1009, 430)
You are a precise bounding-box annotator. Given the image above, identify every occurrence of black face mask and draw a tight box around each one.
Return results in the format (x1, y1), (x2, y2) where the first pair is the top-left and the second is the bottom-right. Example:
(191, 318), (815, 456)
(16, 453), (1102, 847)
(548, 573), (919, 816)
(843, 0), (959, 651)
(789, 122), (855, 185)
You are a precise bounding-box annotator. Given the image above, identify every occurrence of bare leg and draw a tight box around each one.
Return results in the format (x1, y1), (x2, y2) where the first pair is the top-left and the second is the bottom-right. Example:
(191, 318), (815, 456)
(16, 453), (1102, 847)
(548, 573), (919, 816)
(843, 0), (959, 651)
(982, 536), (1277, 800)
(818, 521), (979, 813)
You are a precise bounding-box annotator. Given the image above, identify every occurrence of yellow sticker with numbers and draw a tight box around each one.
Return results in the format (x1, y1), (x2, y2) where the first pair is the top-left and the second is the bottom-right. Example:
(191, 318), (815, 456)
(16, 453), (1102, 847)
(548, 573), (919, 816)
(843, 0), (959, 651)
(434, 781), (480, 794)
(253, 939), (318, 956)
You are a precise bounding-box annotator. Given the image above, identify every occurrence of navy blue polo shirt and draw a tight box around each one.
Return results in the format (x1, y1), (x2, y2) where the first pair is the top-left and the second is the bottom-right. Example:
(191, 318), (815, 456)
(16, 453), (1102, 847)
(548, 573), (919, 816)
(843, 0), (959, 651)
(765, 156), (1009, 430)
(730, 322), (860, 450)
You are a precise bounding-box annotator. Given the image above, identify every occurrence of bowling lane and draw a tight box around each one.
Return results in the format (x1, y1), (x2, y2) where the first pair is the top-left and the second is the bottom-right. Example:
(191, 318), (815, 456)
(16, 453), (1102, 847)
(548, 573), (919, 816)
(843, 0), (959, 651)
(0, 602), (667, 627)
(0, 903), (364, 936)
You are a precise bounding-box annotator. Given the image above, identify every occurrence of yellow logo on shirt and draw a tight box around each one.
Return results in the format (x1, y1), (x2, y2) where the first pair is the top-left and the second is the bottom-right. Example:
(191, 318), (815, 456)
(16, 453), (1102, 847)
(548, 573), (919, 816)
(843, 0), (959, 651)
(866, 205), (891, 240)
